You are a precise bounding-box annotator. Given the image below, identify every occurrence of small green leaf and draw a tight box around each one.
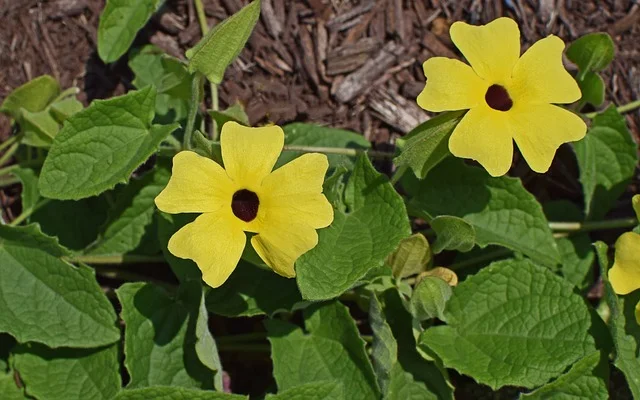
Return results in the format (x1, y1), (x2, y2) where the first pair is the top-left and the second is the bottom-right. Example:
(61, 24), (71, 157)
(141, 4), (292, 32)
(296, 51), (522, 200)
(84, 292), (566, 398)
(208, 102), (250, 131)
(408, 158), (560, 268)
(369, 295), (397, 394)
(0, 224), (120, 348)
(567, 33), (615, 79)
(116, 282), (216, 389)
(206, 261), (303, 317)
(577, 71), (605, 107)
(98, 0), (161, 63)
(394, 111), (464, 179)
(14, 343), (120, 400)
(279, 123), (370, 170)
(194, 289), (224, 391)
(430, 215), (475, 254)
(39, 86), (178, 200)
(265, 382), (344, 400)
(419, 258), (595, 389)
(129, 45), (191, 122)
(113, 387), (246, 400)
(0, 75), (60, 118)
(11, 168), (40, 211)
(87, 166), (169, 255)
(266, 301), (379, 400)
(187, 0), (261, 84)
(50, 97), (84, 123)
(574, 105), (637, 220)
(296, 155), (411, 300)
(21, 108), (59, 147)
(595, 241), (640, 397)
(410, 277), (452, 321)
(386, 233), (431, 279)
(520, 351), (608, 399)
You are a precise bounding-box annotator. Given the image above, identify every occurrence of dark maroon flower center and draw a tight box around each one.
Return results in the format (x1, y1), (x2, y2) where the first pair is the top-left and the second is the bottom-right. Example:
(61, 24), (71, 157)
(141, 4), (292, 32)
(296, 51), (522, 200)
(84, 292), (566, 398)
(485, 84), (513, 111)
(231, 189), (259, 222)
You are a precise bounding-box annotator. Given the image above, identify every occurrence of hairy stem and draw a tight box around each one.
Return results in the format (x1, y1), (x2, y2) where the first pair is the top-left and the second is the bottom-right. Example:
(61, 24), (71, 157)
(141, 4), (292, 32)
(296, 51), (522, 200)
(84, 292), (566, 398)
(67, 254), (166, 265)
(184, 73), (203, 150)
(549, 217), (637, 233)
(194, 0), (218, 140)
(585, 99), (640, 118)
(9, 199), (50, 226)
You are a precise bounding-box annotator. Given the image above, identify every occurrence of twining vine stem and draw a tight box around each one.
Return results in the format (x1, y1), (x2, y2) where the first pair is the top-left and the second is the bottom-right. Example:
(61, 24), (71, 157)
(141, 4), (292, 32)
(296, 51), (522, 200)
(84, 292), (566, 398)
(183, 72), (204, 150)
(584, 98), (640, 118)
(194, 0), (219, 140)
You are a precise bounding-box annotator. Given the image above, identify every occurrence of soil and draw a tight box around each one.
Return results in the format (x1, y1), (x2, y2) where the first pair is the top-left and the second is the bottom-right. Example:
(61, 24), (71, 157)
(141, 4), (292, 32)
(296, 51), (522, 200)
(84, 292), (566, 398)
(0, 0), (639, 397)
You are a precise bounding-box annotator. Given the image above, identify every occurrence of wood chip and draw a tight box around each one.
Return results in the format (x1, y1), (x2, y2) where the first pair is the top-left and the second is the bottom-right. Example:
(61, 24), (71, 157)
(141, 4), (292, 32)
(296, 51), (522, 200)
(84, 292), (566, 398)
(261, 0), (283, 38)
(368, 86), (428, 133)
(333, 42), (405, 103)
(326, 0), (375, 32)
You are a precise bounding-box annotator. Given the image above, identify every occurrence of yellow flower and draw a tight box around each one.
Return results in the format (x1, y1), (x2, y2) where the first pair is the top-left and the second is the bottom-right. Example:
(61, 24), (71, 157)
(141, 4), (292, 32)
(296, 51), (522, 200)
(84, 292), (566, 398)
(155, 122), (334, 288)
(608, 232), (640, 295)
(417, 17), (587, 176)
(632, 194), (640, 221)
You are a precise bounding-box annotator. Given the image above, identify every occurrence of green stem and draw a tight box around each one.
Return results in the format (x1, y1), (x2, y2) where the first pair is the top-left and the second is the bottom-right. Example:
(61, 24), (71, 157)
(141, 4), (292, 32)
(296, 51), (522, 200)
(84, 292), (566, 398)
(9, 199), (50, 226)
(282, 145), (395, 159)
(210, 83), (219, 140)
(0, 176), (20, 188)
(66, 254), (166, 265)
(0, 164), (19, 177)
(390, 165), (408, 185)
(0, 133), (22, 154)
(93, 267), (174, 290)
(193, 0), (218, 140)
(549, 217), (637, 233)
(0, 142), (19, 167)
(184, 73), (203, 150)
(585, 99), (640, 118)
(449, 248), (513, 271)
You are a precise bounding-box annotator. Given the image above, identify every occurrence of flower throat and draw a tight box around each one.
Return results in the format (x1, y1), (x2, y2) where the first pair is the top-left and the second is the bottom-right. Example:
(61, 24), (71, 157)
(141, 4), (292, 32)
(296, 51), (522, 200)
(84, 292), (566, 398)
(485, 84), (513, 111)
(232, 189), (259, 222)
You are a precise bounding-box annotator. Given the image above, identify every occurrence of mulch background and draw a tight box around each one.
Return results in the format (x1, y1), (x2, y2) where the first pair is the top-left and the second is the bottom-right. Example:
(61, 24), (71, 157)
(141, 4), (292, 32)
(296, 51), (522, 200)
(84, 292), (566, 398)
(0, 0), (639, 396)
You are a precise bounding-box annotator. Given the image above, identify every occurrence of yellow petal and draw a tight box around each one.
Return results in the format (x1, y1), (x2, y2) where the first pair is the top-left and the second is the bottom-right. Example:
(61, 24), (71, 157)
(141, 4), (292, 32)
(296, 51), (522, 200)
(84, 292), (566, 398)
(510, 35), (581, 105)
(260, 153), (334, 229)
(632, 194), (640, 221)
(155, 151), (235, 214)
(450, 18), (520, 83)
(251, 212), (319, 278)
(221, 122), (284, 189)
(608, 232), (640, 295)
(168, 212), (246, 288)
(509, 104), (586, 173)
(417, 58), (488, 112)
(448, 106), (513, 177)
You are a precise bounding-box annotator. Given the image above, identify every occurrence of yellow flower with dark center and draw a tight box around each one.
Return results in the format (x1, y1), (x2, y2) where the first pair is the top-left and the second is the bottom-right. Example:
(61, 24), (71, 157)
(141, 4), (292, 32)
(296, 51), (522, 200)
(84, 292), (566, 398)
(608, 231), (640, 324)
(155, 122), (334, 288)
(417, 17), (587, 177)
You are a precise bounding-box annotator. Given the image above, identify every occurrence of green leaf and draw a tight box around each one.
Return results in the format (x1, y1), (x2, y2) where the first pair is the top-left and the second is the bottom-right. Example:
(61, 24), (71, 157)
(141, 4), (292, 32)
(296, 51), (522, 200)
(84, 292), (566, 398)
(567, 33), (615, 79)
(265, 382), (344, 400)
(39, 86), (178, 200)
(129, 45), (191, 123)
(0, 75), (60, 118)
(194, 289), (224, 391)
(574, 105), (637, 220)
(520, 351), (608, 399)
(419, 258), (595, 389)
(206, 261), (303, 317)
(14, 343), (120, 400)
(208, 102), (250, 131)
(279, 123), (371, 170)
(430, 215), (475, 254)
(116, 282), (216, 389)
(544, 201), (594, 289)
(0, 373), (27, 399)
(113, 387), (246, 400)
(375, 289), (452, 399)
(32, 196), (109, 251)
(21, 108), (60, 147)
(386, 233), (431, 279)
(87, 166), (169, 255)
(595, 241), (640, 397)
(0, 224), (119, 348)
(410, 277), (452, 321)
(408, 158), (560, 268)
(187, 0), (261, 84)
(577, 71), (605, 107)
(369, 295), (396, 395)
(266, 301), (379, 400)
(394, 111), (464, 179)
(296, 155), (411, 300)
(98, 0), (161, 63)
(50, 96), (84, 123)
